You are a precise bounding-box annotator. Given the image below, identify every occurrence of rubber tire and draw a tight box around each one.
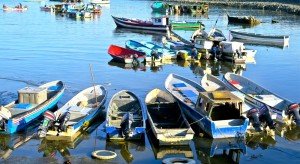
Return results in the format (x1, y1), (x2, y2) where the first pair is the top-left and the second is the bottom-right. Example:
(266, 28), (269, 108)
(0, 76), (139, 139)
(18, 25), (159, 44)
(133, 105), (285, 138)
(162, 157), (196, 164)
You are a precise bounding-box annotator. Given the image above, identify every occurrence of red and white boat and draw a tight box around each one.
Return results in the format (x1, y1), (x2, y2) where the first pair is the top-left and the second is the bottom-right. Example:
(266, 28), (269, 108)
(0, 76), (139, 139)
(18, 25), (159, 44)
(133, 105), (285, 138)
(3, 4), (28, 11)
(112, 15), (170, 32)
(108, 45), (145, 64)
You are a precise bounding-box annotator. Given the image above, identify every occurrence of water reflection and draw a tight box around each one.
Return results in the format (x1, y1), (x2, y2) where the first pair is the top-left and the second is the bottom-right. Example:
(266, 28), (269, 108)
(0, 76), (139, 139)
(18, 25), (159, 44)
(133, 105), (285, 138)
(105, 140), (145, 163)
(108, 60), (146, 72)
(38, 116), (103, 162)
(194, 137), (246, 163)
(0, 120), (39, 160)
(246, 132), (276, 150)
(277, 125), (300, 141)
(113, 27), (166, 43)
(187, 60), (246, 76)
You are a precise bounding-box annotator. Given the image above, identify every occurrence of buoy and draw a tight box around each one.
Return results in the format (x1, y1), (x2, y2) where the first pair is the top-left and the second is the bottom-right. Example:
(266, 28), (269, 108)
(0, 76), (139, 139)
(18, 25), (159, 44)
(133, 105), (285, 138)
(162, 157), (196, 164)
(92, 150), (117, 160)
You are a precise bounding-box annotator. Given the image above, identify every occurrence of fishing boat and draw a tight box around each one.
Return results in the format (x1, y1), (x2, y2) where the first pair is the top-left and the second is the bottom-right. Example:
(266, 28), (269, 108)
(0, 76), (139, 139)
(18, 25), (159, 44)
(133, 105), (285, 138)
(85, 3), (101, 13)
(227, 14), (261, 26)
(2, 4), (28, 11)
(125, 40), (163, 62)
(223, 73), (300, 126)
(105, 90), (146, 140)
(111, 16), (170, 32)
(151, 1), (167, 12)
(201, 73), (277, 132)
(165, 74), (249, 138)
(230, 30), (290, 47)
(141, 42), (177, 60)
(145, 89), (194, 145)
(108, 45), (146, 64)
(0, 81), (65, 134)
(37, 85), (107, 140)
(40, 5), (54, 12)
(171, 20), (204, 30)
(90, 0), (110, 4)
(219, 41), (256, 64)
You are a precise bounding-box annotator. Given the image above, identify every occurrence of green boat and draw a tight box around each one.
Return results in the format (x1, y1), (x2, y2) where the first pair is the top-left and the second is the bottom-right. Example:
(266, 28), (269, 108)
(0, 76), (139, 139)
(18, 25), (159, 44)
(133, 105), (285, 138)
(171, 21), (205, 30)
(151, 1), (167, 12)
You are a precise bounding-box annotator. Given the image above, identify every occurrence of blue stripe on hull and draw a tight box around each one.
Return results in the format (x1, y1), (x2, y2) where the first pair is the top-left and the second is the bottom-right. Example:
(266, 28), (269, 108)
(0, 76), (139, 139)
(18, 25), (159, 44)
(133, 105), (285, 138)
(6, 92), (64, 134)
(180, 102), (248, 138)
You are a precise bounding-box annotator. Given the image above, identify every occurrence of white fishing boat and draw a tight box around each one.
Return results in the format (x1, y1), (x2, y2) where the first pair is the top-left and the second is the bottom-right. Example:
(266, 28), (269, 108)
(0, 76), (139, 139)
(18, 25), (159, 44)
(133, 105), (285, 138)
(223, 73), (300, 126)
(201, 73), (276, 132)
(37, 85), (107, 141)
(165, 74), (249, 138)
(230, 30), (290, 47)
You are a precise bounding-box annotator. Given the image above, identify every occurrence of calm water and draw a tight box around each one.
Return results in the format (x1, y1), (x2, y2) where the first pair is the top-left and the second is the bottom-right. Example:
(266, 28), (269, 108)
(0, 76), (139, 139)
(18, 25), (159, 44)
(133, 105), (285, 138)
(0, 0), (300, 163)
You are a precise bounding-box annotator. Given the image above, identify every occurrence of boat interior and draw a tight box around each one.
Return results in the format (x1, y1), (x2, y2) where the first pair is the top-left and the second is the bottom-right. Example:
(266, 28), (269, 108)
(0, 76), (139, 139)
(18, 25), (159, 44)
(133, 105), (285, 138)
(108, 93), (143, 128)
(9, 84), (62, 117)
(67, 94), (104, 124)
(147, 97), (188, 129)
(230, 76), (289, 109)
(210, 103), (241, 121)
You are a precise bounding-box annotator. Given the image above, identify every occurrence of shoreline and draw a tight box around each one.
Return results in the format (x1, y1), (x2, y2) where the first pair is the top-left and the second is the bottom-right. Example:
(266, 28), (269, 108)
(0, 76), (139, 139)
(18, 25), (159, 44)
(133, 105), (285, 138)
(162, 0), (300, 15)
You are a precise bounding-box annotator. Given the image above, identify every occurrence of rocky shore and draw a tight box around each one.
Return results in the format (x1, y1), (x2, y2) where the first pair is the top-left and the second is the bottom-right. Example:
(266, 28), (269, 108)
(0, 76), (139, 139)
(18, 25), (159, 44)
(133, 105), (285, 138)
(163, 0), (300, 15)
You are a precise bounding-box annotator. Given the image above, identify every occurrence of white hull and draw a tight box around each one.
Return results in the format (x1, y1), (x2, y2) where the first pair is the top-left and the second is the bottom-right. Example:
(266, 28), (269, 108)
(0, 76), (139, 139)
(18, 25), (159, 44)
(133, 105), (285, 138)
(230, 30), (289, 47)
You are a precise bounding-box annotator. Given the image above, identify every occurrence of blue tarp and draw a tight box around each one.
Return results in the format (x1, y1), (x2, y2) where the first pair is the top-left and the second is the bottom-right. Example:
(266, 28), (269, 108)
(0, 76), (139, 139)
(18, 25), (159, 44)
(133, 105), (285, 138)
(180, 90), (198, 98)
(14, 103), (32, 109)
(173, 83), (187, 88)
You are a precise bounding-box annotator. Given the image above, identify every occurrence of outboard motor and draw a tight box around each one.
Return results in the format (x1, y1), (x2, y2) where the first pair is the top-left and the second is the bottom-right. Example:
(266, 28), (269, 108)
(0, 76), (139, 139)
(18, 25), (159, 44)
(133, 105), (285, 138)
(58, 112), (71, 132)
(38, 111), (56, 138)
(0, 106), (11, 131)
(247, 108), (262, 132)
(258, 104), (275, 129)
(287, 103), (300, 126)
(120, 112), (134, 139)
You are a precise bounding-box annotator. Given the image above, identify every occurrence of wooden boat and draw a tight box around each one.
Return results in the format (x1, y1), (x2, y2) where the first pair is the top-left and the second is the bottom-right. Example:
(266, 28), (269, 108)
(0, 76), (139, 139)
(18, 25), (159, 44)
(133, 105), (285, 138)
(90, 0), (110, 4)
(151, 1), (167, 12)
(111, 15), (170, 32)
(0, 81), (65, 134)
(125, 40), (163, 62)
(227, 14), (261, 26)
(165, 74), (249, 138)
(171, 20), (204, 30)
(105, 90), (146, 140)
(40, 5), (54, 12)
(141, 42), (177, 60)
(145, 89), (194, 145)
(108, 45), (145, 64)
(230, 30), (290, 47)
(3, 5), (28, 11)
(223, 73), (300, 126)
(37, 85), (107, 140)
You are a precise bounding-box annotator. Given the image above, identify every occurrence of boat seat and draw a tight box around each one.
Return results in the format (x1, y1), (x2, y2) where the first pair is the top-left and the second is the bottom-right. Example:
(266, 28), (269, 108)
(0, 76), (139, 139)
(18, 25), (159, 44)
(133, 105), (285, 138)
(173, 83), (187, 88)
(67, 106), (91, 115)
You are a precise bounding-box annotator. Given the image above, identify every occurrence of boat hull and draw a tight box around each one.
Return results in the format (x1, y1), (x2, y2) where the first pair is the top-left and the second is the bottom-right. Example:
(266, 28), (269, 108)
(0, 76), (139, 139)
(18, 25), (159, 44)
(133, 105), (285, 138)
(5, 82), (65, 134)
(230, 30), (289, 47)
(165, 74), (248, 139)
(112, 16), (169, 32)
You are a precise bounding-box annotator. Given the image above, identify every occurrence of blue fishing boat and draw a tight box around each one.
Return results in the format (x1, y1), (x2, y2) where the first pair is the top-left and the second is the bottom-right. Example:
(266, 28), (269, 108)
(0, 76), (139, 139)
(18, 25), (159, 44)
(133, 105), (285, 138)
(0, 81), (65, 134)
(141, 42), (177, 60)
(37, 85), (107, 141)
(165, 74), (249, 138)
(105, 90), (146, 140)
(125, 40), (163, 62)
